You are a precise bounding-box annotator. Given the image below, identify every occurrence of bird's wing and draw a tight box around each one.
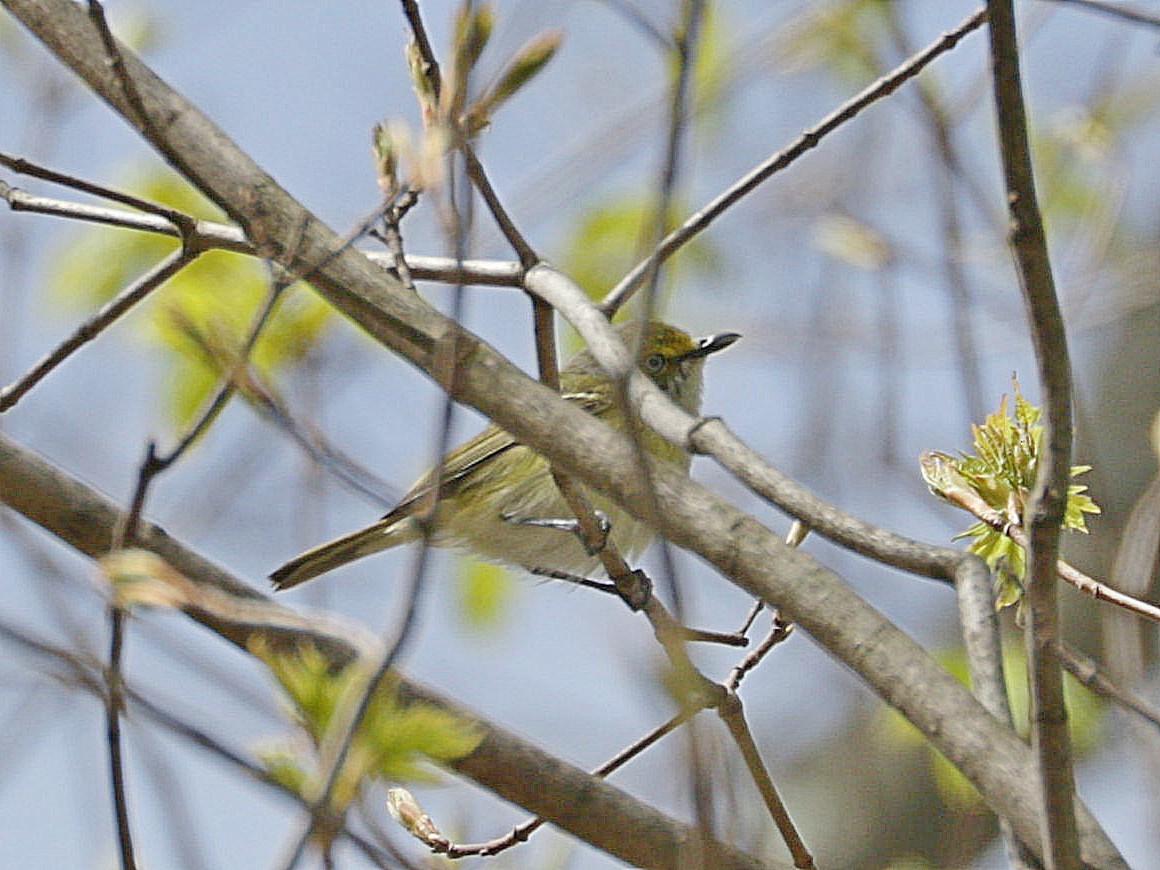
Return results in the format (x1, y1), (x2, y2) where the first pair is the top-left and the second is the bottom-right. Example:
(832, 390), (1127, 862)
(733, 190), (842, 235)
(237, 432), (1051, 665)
(384, 389), (612, 520)
(383, 424), (520, 520)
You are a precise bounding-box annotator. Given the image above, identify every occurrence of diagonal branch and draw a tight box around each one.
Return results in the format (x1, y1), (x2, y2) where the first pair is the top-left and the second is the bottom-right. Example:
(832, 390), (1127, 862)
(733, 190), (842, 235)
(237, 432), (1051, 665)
(987, 1), (1080, 866)
(0, 427), (770, 870)
(0, 245), (198, 412)
(599, 6), (988, 315)
(0, 2), (1127, 863)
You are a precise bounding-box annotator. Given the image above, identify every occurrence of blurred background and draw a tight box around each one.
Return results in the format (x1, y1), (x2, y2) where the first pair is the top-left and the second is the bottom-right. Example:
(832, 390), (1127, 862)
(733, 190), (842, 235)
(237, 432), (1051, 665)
(1, 1), (1157, 866)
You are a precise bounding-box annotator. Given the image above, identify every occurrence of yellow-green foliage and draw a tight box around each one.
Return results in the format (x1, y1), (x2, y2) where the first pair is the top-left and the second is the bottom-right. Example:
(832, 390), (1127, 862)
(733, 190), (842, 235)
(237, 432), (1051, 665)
(774, 0), (892, 82)
(559, 195), (718, 308)
(924, 384), (1100, 610)
(253, 642), (482, 811)
(456, 558), (515, 633)
(880, 646), (1103, 811)
(50, 169), (332, 425)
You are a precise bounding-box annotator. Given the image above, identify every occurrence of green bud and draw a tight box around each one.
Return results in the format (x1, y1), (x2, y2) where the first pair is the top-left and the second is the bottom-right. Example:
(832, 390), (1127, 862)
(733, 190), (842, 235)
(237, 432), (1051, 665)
(387, 787), (447, 847)
(453, 1), (494, 75)
(479, 29), (562, 116)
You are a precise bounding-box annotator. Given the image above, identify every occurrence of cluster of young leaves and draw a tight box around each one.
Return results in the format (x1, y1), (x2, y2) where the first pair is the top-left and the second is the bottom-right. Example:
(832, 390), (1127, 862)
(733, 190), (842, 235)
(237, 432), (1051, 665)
(50, 170), (332, 425)
(924, 386), (1100, 609)
(373, 1), (560, 197)
(253, 642), (482, 815)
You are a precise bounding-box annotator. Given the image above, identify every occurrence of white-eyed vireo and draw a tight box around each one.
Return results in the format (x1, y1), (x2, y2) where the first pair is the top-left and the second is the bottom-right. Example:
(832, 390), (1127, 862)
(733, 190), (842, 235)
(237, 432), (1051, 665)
(270, 321), (738, 589)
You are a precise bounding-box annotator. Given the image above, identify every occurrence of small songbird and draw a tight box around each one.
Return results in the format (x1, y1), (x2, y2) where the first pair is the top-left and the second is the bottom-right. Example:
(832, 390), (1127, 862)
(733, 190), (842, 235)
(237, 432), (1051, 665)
(270, 321), (739, 590)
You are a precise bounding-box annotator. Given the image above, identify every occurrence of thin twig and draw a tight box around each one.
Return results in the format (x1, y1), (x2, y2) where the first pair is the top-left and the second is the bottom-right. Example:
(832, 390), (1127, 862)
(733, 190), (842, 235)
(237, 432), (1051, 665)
(1058, 641), (1160, 733)
(1, 178), (530, 287)
(159, 285), (289, 469)
(87, 1), (170, 165)
(105, 608), (136, 870)
(416, 711), (693, 859)
(599, 5), (988, 315)
(988, 1), (1080, 865)
(0, 150), (194, 234)
(612, 0), (704, 320)
(0, 247), (197, 412)
(375, 189), (421, 293)
(883, 8), (986, 424)
(718, 694), (814, 868)
(725, 613), (794, 692)
(102, 436), (169, 870)
(280, 147), (474, 870)
(251, 385), (399, 509)
(398, 0), (441, 96)
(397, 0), (538, 267)
(936, 484), (1160, 623)
(1037, 0), (1160, 29)
(462, 145), (538, 267)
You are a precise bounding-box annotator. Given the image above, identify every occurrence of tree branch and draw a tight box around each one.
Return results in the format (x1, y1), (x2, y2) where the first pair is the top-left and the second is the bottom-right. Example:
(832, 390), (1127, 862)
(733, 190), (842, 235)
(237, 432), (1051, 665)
(988, 1), (1080, 866)
(599, 6), (988, 315)
(0, 3), (1127, 863)
(0, 428), (770, 870)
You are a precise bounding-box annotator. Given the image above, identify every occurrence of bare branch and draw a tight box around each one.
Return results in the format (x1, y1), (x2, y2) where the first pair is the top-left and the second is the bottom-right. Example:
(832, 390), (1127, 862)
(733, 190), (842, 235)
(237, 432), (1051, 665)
(988, 1), (1080, 865)
(0, 3), (1127, 862)
(0, 246), (197, 412)
(0, 149), (193, 234)
(599, 6), (988, 315)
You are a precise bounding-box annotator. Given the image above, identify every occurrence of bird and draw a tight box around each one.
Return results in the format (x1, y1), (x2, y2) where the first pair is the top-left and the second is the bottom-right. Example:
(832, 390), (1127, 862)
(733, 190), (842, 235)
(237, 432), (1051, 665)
(270, 320), (739, 590)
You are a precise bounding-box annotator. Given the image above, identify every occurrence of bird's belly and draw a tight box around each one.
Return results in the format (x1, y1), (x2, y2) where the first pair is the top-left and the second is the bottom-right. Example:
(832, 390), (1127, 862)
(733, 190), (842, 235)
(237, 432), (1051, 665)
(438, 487), (653, 576)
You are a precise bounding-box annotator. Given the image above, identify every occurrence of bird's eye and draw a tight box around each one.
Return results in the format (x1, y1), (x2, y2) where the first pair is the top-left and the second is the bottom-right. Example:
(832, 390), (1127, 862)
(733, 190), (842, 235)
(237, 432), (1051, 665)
(644, 353), (666, 374)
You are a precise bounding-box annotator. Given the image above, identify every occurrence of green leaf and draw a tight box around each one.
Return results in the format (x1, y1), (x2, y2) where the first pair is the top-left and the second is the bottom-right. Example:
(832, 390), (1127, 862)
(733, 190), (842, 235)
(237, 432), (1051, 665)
(922, 381), (1101, 610)
(253, 642), (482, 808)
(558, 194), (719, 304)
(48, 167), (334, 427)
(456, 558), (515, 632)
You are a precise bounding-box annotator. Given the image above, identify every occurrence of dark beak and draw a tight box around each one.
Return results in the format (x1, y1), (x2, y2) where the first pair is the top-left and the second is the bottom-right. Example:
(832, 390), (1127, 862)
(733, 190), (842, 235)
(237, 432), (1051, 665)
(683, 331), (741, 361)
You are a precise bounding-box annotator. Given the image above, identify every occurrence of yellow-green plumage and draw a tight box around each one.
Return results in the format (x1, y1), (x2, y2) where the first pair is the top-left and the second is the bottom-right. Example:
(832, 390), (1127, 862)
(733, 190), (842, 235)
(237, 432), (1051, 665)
(270, 321), (736, 589)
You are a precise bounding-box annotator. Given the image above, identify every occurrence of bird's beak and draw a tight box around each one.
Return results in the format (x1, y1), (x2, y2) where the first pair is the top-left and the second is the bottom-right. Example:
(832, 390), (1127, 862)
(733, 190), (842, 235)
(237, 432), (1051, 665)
(683, 331), (741, 361)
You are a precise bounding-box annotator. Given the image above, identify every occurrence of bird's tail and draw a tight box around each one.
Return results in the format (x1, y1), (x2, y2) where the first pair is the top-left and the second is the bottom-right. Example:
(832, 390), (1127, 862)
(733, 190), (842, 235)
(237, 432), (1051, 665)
(269, 515), (418, 590)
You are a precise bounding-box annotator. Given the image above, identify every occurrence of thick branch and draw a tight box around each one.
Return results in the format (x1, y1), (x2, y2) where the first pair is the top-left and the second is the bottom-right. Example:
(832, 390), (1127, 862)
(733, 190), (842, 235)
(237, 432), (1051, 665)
(0, 3), (1126, 864)
(0, 429), (768, 870)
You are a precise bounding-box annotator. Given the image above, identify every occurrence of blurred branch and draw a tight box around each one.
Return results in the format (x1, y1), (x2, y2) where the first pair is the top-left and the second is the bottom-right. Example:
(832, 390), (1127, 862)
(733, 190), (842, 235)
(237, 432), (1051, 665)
(599, 5), (988, 315)
(883, 8), (987, 424)
(1058, 642), (1160, 733)
(1037, 0), (1160, 29)
(0, 2), (1128, 863)
(0, 428), (769, 870)
(0, 246), (197, 412)
(988, 1), (1080, 866)
(954, 557), (1039, 869)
